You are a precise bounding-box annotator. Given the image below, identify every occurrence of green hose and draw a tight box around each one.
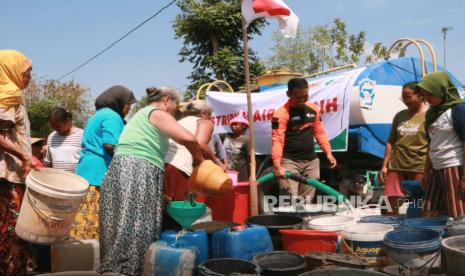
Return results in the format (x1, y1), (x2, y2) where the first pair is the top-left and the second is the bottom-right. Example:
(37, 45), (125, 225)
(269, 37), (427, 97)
(256, 171), (348, 204)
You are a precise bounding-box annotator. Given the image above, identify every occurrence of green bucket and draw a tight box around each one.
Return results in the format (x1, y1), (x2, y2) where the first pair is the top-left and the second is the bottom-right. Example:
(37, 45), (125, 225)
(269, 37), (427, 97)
(166, 201), (206, 229)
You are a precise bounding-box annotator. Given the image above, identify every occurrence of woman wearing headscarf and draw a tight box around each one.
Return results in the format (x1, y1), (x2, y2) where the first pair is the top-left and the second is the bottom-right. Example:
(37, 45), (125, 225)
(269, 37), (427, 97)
(418, 72), (465, 218)
(98, 87), (204, 276)
(0, 49), (33, 275)
(73, 85), (136, 240)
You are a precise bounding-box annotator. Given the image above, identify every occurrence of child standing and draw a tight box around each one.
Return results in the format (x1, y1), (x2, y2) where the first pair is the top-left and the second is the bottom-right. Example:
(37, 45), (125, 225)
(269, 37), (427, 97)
(45, 107), (82, 172)
(223, 113), (249, 182)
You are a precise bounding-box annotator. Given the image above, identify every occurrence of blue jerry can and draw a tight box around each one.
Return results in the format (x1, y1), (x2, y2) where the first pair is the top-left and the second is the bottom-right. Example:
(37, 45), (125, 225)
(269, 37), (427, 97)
(161, 230), (209, 266)
(142, 241), (197, 276)
(211, 225), (273, 260)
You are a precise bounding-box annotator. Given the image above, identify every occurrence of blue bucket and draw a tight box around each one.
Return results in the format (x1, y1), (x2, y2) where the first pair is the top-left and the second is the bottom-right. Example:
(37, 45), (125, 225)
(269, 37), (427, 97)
(384, 229), (441, 253)
(401, 218), (448, 236)
(383, 229), (441, 269)
(401, 180), (423, 218)
(360, 215), (404, 230)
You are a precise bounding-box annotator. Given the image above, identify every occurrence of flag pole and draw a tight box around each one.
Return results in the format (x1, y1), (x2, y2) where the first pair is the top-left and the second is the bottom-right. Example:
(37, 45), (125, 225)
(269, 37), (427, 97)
(242, 16), (258, 216)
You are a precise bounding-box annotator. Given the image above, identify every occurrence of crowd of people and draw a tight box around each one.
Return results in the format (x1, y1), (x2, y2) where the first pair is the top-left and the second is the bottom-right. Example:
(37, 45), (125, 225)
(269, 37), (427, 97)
(0, 50), (253, 275)
(380, 73), (465, 219)
(1, 48), (464, 275)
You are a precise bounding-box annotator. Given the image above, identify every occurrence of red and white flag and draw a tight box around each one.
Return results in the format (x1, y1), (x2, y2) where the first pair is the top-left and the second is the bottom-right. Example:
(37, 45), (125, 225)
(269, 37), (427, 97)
(241, 0), (299, 38)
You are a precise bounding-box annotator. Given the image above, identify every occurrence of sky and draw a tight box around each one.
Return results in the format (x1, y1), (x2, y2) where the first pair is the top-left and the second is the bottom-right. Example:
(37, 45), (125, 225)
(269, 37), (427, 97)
(2, 0), (464, 100)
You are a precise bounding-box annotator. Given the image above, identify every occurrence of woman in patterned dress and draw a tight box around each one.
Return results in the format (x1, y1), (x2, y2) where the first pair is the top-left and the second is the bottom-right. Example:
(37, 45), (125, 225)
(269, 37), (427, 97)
(0, 49), (33, 275)
(98, 87), (204, 276)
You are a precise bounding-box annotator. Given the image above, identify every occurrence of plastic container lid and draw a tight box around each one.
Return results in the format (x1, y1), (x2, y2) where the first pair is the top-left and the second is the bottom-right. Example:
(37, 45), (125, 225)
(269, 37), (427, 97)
(308, 216), (355, 229)
(342, 223), (393, 242)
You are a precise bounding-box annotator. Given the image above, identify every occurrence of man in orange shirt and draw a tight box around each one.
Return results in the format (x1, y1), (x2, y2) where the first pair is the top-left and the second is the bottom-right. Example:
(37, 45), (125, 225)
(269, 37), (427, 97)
(272, 78), (337, 202)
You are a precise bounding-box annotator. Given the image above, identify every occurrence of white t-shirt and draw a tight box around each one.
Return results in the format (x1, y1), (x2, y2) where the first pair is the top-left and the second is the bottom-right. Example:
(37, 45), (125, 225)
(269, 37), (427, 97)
(44, 128), (83, 172)
(428, 109), (463, 170)
(164, 116), (199, 176)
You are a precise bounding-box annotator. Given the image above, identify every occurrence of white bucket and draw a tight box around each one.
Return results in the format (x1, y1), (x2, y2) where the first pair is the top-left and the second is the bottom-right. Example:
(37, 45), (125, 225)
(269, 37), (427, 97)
(343, 223), (394, 241)
(272, 203), (341, 214)
(337, 204), (382, 220)
(307, 215), (356, 231)
(15, 168), (89, 244)
(341, 223), (393, 257)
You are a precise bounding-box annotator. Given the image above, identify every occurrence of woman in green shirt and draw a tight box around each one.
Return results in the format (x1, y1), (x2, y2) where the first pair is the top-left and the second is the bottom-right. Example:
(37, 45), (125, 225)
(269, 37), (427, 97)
(98, 87), (204, 276)
(379, 82), (428, 215)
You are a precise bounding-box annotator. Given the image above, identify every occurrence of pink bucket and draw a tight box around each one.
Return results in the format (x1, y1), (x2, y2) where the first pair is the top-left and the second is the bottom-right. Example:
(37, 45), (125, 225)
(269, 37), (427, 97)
(227, 171), (239, 186)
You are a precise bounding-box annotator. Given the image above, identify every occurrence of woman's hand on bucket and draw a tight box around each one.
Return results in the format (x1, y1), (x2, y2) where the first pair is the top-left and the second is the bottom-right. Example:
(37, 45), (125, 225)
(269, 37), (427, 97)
(192, 155), (205, 168)
(20, 154), (32, 176)
(219, 162), (227, 172)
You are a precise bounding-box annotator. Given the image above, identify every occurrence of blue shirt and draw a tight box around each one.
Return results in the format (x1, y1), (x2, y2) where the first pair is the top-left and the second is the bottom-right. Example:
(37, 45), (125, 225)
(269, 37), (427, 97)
(76, 108), (125, 186)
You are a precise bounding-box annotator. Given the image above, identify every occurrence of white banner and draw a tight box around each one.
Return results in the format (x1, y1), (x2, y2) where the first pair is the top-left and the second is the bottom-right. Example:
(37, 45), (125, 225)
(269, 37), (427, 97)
(206, 68), (364, 154)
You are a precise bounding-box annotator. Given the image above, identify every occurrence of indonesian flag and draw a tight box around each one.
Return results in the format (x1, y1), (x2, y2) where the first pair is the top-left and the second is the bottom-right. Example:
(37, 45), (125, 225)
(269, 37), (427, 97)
(241, 0), (299, 38)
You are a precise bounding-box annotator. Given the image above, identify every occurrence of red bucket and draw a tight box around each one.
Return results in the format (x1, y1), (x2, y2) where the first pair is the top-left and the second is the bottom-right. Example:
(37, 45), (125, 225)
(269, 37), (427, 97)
(280, 229), (339, 254)
(205, 182), (250, 224)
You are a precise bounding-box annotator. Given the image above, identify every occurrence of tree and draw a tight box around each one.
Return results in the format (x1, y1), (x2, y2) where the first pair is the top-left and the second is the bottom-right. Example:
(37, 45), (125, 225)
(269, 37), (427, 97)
(267, 28), (318, 74)
(267, 18), (377, 74)
(24, 78), (92, 137)
(365, 42), (389, 64)
(173, 0), (267, 99)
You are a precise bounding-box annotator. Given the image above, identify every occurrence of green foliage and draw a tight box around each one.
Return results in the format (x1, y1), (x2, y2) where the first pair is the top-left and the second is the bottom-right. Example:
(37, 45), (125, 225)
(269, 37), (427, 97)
(267, 18), (384, 74)
(27, 98), (59, 138)
(173, 0), (267, 99)
(365, 42), (388, 64)
(24, 78), (92, 137)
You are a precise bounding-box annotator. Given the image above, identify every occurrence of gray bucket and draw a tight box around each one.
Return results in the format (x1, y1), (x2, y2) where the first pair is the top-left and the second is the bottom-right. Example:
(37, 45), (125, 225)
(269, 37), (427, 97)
(198, 258), (260, 276)
(444, 216), (465, 237)
(253, 251), (305, 276)
(442, 235), (465, 276)
(298, 268), (386, 276)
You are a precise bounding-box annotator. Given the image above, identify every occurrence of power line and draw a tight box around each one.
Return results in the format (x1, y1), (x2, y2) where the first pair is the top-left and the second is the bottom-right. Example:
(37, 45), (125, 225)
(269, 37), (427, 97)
(58, 0), (177, 80)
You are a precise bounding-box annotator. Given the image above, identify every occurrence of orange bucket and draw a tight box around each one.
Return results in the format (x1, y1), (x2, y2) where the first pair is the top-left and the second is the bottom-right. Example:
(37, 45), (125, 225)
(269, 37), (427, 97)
(188, 160), (232, 196)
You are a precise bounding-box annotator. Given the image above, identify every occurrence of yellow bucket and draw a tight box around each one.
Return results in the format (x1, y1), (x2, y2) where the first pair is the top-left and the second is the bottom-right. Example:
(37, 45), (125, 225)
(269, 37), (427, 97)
(188, 160), (232, 197)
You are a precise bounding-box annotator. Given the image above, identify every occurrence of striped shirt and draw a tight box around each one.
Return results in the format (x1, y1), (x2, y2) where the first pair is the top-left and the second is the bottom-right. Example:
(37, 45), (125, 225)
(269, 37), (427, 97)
(44, 128), (83, 172)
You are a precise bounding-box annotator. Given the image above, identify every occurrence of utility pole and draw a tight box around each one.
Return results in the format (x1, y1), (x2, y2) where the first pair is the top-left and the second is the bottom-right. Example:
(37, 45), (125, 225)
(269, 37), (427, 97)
(441, 26), (453, 70)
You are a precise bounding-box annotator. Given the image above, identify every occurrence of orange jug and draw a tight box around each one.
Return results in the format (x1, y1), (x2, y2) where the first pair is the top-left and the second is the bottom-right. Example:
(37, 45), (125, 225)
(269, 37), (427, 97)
(188, 160), (232, 197)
